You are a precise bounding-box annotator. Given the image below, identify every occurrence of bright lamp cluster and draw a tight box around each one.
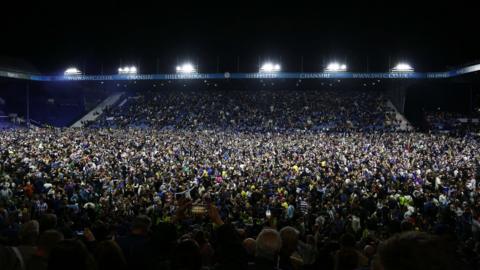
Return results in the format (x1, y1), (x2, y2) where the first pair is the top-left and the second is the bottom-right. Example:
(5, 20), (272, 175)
(64, 67), (82, 75)
(63, 60), (414, 75)
(176, 63), (197, 74)
(118, 66), (138, 74)
(259, 63), (281, 73)
(391, 63), (414, 72)
(325, 63), (347, 72)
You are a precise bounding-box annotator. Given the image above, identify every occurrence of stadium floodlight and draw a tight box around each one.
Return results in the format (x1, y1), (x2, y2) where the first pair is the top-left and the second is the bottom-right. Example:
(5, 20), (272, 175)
(260, 62), (281, 73)
(118, 66), (138, 74)
(176, 63), (197, 73)
(64, 67), (82, 75)
(391, 63), (414, 72)
(325, 62), (347, 72)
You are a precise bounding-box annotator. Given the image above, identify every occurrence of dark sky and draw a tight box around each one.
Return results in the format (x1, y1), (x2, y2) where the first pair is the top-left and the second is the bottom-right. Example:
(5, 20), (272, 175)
(1, 0), (478, 74)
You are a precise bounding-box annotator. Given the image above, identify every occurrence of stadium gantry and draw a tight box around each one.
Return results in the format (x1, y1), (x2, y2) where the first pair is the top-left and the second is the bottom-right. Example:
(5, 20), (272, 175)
(1, 63), (480, 82)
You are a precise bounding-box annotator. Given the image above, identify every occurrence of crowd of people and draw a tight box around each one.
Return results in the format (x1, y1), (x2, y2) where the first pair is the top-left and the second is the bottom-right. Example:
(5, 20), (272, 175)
(88, 89), (402, 132)
(424, 111), (480, 134)
(0, 89), (479, 270)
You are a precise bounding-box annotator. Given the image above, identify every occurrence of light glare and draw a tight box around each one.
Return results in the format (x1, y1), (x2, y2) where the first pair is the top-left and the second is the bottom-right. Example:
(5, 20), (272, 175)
(325, 62), (347, 72)
(392, 63), (414, 72)
(176, 63), (197, 73)
(64, 67), (81, 75)
(118, 66), (138, 74)
(260, 62), (281, 72)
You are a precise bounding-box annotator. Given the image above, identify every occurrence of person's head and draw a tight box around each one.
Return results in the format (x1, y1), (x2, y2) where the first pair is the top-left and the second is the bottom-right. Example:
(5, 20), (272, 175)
(48, 240), (95, 270)
(335, 244), (360, 270)
(172, 239), (202, 270)
(150, 222), (178, 257)
(0, 244), (19, 270)
(256, 229), (282, 261)
(340, 233), (356, 248)
(400, 220), (414, 232)
(94, 240), (127, 270)
(243, 238), (256, 257)
(91, 221), (112, 242)
(279, 226), (299, 255)
(36, 230), (64, 258)
(363, 244), (375, 259)
(374, 231), (455, 270)
(131, 215), (151, 235)
(193, 230), (207, 246)
(236, 228), (247, 240)
(19, 220), (40, 245)
(39, 214), (58, 233)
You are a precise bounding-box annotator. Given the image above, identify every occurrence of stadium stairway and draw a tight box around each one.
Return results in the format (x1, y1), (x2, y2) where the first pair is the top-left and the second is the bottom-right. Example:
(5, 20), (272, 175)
(71, 92), (125, 127)
(386, 100), (414, 131)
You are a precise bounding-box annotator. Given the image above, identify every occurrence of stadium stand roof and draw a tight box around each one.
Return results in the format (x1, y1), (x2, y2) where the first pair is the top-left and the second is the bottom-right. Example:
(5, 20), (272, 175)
(0, 56), (40, 75)
(0, 61), (479, 82)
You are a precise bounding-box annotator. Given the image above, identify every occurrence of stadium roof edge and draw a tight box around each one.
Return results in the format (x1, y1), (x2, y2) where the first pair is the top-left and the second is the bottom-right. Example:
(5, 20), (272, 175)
(0, 56), (40, 75)
(1, 63), (479, 82)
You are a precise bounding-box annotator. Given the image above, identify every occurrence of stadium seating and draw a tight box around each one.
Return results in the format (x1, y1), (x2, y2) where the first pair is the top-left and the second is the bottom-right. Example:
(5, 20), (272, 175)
(88, 89), (402, 131)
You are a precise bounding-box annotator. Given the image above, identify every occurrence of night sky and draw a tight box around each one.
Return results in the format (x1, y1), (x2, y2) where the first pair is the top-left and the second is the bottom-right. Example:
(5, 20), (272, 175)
(1, 0), (478, 74)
